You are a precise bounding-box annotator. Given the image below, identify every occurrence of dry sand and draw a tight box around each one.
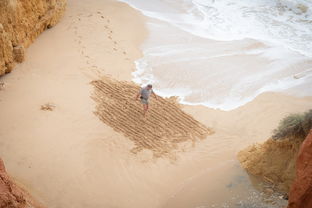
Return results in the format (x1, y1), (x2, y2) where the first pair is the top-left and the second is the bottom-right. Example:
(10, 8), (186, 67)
(0, 0), (312, 207)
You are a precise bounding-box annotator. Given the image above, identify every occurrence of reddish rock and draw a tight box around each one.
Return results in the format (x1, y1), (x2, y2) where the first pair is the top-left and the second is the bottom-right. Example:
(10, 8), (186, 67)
(288, 130), (312, 208)
(0, 158), (43, 208)
(238, 137), (300, 192)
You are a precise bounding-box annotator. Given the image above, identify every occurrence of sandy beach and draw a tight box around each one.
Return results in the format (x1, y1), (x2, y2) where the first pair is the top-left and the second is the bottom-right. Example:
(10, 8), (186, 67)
(0, 0), (312, 207)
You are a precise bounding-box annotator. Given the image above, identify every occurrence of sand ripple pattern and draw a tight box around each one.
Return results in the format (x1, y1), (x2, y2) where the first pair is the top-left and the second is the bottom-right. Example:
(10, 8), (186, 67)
(91, 78), (213, 158)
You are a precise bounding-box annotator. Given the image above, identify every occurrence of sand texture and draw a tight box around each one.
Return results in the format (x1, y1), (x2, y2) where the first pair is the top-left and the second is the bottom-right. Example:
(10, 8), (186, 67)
(0, 0), (312, 207)
(91, 78), (212, 158)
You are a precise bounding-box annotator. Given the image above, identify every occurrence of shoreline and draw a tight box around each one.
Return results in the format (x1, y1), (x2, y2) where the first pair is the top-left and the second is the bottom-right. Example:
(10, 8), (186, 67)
(0, 0), (311, 207)
(122, 2), (312, 112)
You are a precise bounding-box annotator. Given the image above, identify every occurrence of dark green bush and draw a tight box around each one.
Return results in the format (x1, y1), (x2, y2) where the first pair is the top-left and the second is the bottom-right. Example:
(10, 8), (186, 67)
(272, 109), (312, 140)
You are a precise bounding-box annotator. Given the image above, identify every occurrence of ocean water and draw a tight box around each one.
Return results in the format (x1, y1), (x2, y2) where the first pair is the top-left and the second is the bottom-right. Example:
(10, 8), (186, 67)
(120, 0), (312, 110)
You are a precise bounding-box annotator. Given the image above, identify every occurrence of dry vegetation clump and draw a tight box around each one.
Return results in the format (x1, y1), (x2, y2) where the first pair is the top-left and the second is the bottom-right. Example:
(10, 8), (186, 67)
(40, 103), (55, 111)
(272, 109), (312, 140)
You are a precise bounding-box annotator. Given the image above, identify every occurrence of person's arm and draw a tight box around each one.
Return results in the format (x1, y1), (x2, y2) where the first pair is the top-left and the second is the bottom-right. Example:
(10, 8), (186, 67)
(152, 90), (157, 100)
(135, 90), (141, 100)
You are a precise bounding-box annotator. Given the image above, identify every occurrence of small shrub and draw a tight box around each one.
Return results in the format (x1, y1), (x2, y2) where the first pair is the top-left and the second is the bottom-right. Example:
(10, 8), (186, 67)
(272, 109), (312, 140)
(302, 109), (312, 134)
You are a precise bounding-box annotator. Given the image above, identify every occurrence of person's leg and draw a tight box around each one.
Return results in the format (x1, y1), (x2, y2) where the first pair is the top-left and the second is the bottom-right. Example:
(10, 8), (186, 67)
(142, 103), (145, 111)
(143, 104), (148, 116)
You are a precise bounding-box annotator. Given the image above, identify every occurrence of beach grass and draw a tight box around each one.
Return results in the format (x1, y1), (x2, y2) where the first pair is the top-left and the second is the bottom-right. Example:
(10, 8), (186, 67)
(272, 109), (312, 140)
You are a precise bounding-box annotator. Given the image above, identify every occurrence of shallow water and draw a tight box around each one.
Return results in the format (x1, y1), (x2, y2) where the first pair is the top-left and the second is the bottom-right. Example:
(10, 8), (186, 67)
(119, 0), (312, 110)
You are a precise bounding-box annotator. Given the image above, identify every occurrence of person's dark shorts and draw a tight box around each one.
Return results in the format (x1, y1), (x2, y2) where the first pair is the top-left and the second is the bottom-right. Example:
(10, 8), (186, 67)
(140, 97), (149, 104)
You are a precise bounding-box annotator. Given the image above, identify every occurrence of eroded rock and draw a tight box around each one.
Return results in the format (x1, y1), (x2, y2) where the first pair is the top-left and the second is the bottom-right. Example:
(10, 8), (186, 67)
(238, 137), (301, 193)
(0, 0), (67, 76)
(13, 45), (24, 63)
(0, 158), (44, 208)
(287, 130), (312, 208)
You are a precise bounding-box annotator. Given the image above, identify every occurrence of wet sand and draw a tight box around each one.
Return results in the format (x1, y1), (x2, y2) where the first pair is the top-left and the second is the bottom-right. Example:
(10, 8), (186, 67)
(0, 0), (312, 208)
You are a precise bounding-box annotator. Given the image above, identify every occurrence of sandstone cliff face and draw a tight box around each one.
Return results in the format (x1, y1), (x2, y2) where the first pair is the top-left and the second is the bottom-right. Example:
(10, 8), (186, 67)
(0, 0), (66, 75)
(287, 130), (312, 208)
(238, 137), (302, 192)
(0, 158), (43, 208)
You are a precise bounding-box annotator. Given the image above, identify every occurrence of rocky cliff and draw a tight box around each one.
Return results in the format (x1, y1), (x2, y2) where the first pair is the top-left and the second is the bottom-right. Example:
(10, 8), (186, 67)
(238, 127), (312, 207)
(238, 137), (301, 192)
(287, 130), (312, 208)
(0, 0), (66, 75)
(0, 158), (43, 208)
(238, 110), (312, 194)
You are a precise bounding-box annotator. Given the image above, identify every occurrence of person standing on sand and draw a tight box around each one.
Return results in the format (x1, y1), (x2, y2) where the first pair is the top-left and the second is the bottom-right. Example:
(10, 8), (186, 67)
(135, 84), (157, 117)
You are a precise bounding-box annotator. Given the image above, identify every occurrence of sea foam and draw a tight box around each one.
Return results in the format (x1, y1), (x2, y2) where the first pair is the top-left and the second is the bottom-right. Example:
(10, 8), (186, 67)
(120, 0), (312, 110)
